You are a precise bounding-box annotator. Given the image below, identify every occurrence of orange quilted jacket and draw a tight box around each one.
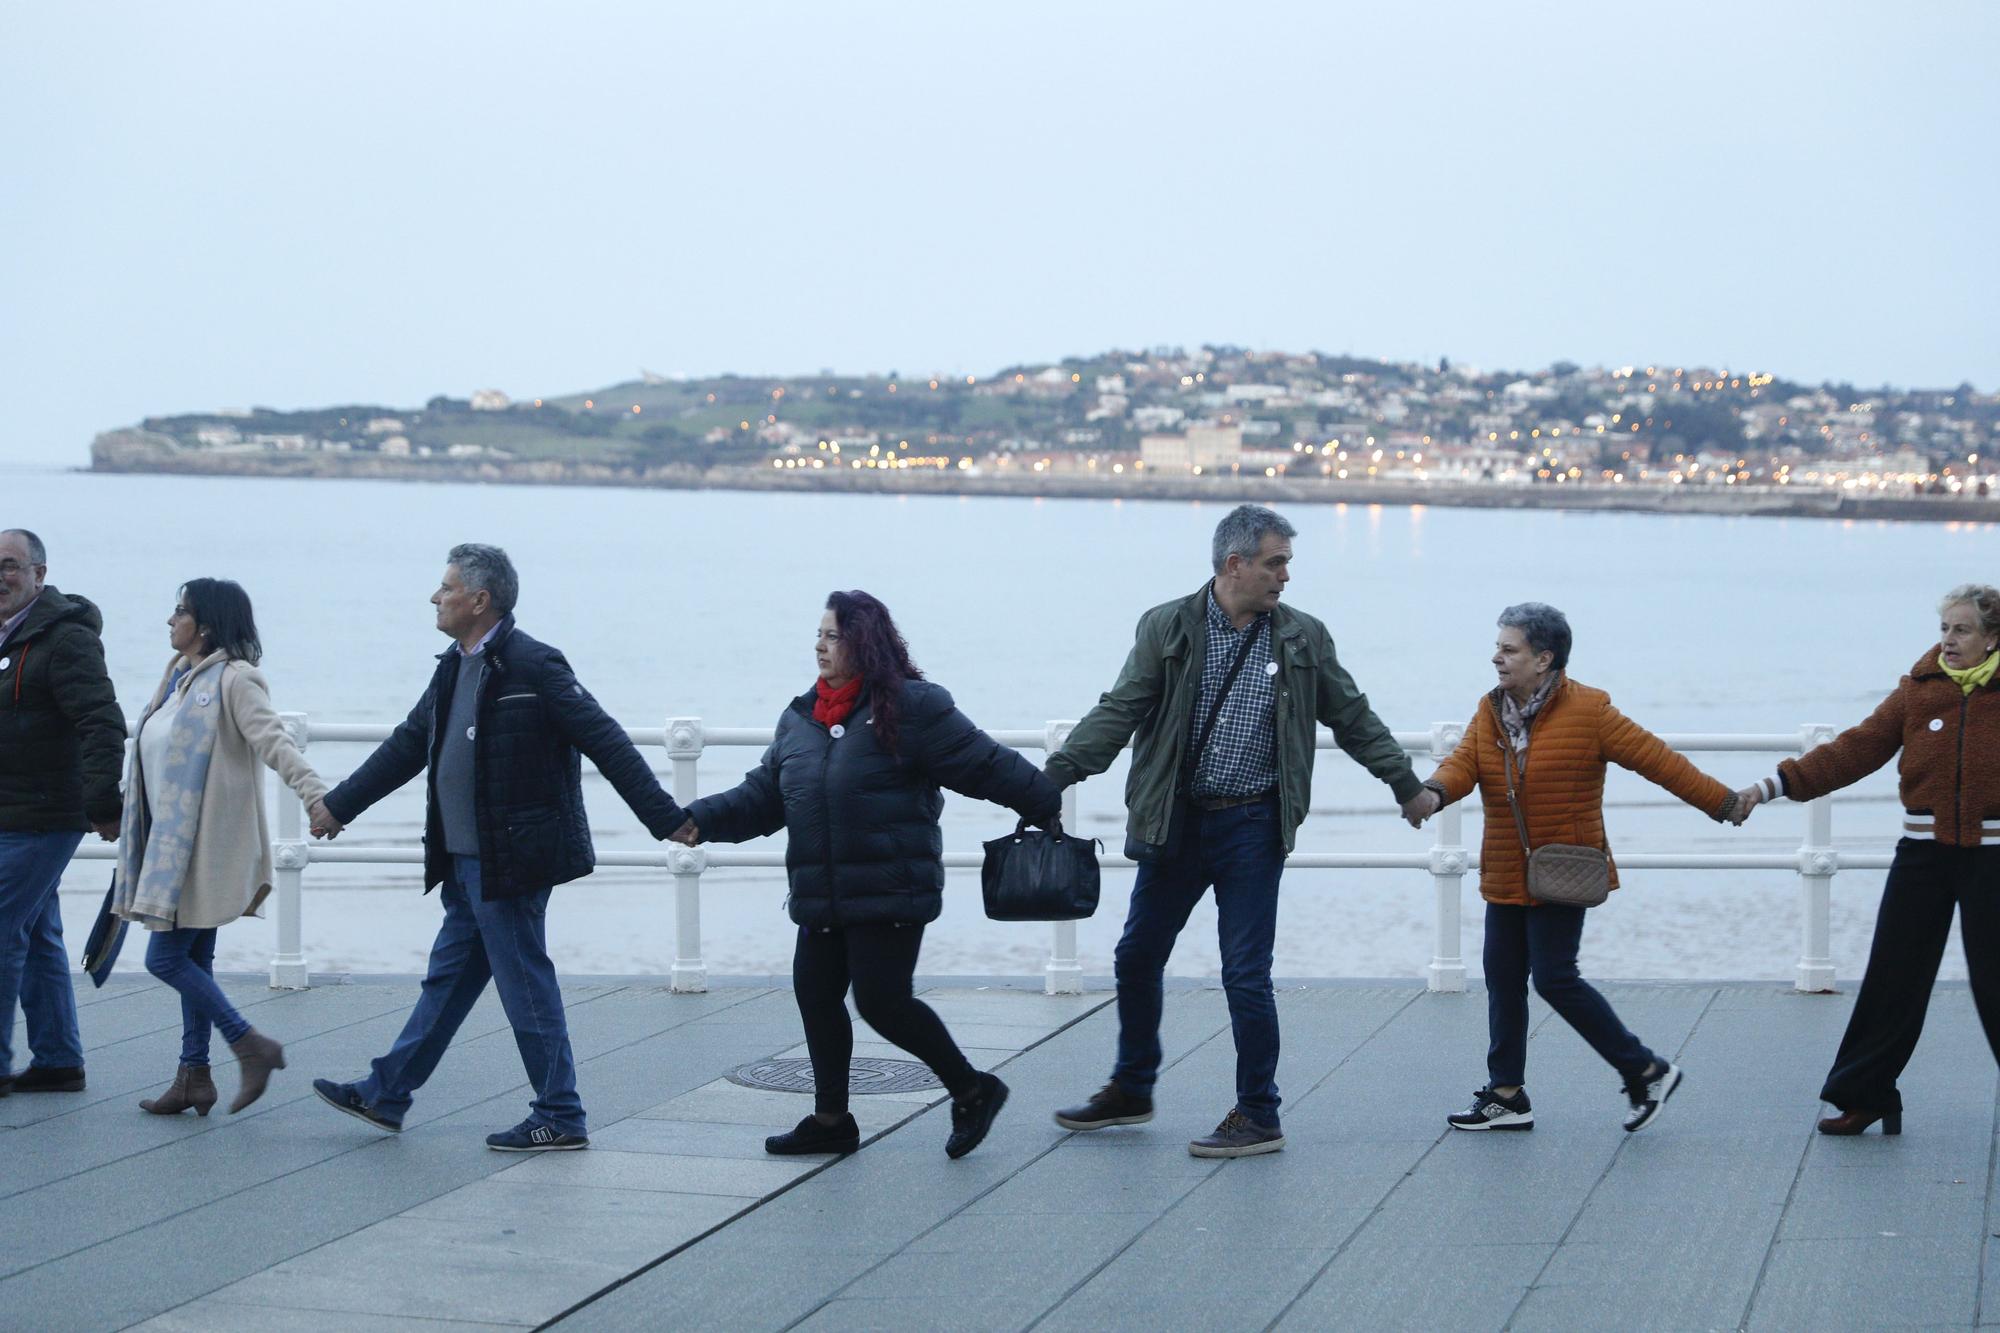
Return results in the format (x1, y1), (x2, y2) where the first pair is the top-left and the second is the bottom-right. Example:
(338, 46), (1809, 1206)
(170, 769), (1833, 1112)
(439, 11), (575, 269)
(1427, 677), (1733, 906)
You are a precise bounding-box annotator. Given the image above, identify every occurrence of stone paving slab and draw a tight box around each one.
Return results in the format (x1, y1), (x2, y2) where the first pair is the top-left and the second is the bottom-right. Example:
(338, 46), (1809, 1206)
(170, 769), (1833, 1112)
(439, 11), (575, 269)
(12, 978), (2000, 1330)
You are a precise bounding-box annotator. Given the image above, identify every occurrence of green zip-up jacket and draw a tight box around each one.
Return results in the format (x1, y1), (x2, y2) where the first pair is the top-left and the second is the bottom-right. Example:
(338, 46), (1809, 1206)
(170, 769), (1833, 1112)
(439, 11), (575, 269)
(1044, 582), (1421, 855)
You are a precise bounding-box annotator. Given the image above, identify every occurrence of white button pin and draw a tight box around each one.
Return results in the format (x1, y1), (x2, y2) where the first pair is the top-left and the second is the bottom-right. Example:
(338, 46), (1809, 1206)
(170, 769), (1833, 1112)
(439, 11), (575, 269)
(1929, 718), (1944, 731)
(467, 725), (477, 740)
(829, 724), (846, 739)
(195, 692), (211, 706)
(0, 657), (9, 672)
(1265, 661), (1279, 676)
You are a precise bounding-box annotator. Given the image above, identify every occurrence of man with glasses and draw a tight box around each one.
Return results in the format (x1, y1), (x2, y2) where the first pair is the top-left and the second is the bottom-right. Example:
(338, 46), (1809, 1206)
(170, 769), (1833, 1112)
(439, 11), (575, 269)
(0, 529), (126, 1097)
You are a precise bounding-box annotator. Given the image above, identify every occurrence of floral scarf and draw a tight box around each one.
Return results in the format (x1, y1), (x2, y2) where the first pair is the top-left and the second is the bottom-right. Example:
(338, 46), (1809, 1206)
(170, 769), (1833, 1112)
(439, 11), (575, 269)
(1497, 673), (1560, 757)
(115, 654), (228, 929)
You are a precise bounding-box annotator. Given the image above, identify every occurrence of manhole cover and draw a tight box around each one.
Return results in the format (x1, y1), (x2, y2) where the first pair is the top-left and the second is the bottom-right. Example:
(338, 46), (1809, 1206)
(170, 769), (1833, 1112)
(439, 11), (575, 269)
(727, 1057), (942, 1095)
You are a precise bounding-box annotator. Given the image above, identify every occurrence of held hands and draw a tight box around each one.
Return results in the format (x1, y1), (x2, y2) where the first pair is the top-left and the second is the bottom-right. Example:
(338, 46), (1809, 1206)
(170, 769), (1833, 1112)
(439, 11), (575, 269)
(1401, 788), (1442, 829)
(668, 818), (700, 846)
(1725, 785), (1764, 827)
(308, 798), (345, 840)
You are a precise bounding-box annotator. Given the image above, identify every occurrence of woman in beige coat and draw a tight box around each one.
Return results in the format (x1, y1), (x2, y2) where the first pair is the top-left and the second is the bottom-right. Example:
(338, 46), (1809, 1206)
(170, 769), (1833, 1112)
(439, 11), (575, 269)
(115, 579), (326, 1115)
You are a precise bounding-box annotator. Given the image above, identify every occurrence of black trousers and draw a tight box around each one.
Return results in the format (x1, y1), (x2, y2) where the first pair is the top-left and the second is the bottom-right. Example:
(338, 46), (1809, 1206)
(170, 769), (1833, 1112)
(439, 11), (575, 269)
(1821, 840), (2000, 1115)
(793, 921), (978, 1115)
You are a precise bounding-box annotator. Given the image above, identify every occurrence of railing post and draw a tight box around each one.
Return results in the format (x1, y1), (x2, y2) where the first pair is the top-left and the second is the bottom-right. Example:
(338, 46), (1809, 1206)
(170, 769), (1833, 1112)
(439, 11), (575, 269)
(1044, 720), (1083, 995)
(1426, 721), (1468, 993)
(666, 717), (707, 992)
(1795, 722), (1838, 993)
(269, 711), (310, 989)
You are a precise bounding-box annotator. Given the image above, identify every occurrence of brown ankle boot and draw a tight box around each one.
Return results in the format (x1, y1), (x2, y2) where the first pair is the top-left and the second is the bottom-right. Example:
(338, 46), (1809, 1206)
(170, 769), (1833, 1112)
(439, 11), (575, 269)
(227, 1030), (286, 1113)
(140, 1064), (219, 1117)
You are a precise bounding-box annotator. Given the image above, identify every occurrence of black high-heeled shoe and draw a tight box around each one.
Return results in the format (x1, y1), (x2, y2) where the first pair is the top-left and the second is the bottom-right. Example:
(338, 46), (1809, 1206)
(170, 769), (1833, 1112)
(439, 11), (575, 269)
(1817, 1107), (1902, 1135)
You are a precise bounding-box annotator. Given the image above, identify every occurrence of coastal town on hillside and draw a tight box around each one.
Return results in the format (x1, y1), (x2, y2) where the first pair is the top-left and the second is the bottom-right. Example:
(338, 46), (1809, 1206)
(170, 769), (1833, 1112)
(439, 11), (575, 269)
(92, 346), (1998, 508)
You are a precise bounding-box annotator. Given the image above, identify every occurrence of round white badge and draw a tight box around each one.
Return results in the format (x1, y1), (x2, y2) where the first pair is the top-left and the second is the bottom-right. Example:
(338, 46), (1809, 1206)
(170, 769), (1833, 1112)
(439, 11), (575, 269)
(466, 725), (477, 740)
(829, 724), (846, 739)
(195, 691), (211, 706)
(0, 657), (9, 672)
(1264, 661), (1279, 676)
(1929, 718), (1944, 732)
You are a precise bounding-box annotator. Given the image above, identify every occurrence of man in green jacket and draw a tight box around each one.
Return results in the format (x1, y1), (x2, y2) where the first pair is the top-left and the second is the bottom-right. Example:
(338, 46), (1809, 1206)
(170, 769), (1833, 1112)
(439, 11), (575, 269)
(1047, 504), (1425, 1156)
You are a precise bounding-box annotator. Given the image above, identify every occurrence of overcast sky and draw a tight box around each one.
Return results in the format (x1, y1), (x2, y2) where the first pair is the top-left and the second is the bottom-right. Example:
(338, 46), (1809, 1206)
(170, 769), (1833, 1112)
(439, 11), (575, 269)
(4, 0), (1995, 465)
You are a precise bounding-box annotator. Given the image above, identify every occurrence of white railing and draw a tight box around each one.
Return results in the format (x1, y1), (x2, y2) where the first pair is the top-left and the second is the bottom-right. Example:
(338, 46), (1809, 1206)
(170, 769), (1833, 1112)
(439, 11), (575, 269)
(71, 717), (1880, 996)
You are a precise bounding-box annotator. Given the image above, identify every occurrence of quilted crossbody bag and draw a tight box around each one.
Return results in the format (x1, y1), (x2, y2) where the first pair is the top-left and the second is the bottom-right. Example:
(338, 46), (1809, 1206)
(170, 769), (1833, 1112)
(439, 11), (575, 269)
(1501, 742), (1610, 909)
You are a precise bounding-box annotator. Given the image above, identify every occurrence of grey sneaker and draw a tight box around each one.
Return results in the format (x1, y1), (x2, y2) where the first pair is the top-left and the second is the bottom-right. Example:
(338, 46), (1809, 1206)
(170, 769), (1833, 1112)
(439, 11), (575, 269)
(1622, 1062), (1683, 1133)
(1188, 1108), (1285, 1158)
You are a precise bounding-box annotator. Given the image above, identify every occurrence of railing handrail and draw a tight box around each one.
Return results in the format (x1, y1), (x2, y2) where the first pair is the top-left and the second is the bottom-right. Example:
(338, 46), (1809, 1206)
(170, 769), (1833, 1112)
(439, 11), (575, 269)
(74, 714), (1860, 995)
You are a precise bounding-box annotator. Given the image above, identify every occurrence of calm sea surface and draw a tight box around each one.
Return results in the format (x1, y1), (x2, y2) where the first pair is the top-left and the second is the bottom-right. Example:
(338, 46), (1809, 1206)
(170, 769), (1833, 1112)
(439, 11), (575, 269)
(12, 467), (1993, 980)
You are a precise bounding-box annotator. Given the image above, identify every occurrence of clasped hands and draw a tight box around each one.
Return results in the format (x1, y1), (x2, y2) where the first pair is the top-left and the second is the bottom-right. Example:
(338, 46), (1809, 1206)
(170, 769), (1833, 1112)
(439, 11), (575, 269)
(307, 798), (344, 840)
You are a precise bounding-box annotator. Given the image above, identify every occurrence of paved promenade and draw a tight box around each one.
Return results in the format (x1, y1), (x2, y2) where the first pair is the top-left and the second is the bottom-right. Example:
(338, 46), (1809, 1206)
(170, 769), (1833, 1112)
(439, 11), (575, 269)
(4, 976), (1997, 1331)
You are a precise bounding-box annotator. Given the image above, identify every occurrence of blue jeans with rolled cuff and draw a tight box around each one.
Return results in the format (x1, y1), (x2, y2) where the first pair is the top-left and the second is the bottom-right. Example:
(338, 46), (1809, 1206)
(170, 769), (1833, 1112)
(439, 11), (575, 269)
(0, 830), (86, 1078)
(355, 855), (583, 1136)
(1111, 797), (1286, 1129)
(145, 926), (251, 1065)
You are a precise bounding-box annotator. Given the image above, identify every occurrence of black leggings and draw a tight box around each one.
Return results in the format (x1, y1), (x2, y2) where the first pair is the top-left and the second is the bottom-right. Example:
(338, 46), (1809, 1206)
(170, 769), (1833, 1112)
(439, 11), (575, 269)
(793, 922), (978, 1115)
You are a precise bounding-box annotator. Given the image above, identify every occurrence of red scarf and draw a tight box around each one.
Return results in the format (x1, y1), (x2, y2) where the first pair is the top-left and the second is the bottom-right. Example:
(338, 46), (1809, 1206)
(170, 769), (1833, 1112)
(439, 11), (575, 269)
(813, 676), (863, 728)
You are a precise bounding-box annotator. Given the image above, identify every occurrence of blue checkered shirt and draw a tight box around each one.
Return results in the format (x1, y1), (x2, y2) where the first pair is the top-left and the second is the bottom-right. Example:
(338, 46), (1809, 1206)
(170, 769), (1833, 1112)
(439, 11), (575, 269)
(1188, 587), (1278, 797)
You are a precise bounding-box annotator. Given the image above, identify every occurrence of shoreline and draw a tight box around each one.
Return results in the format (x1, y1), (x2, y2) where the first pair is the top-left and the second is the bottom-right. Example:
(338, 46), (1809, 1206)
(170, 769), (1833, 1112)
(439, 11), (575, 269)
(83, 455), (2000, 524)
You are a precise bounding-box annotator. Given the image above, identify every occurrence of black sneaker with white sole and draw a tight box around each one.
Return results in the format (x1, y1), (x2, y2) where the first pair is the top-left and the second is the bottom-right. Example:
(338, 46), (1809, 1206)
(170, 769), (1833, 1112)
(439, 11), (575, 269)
(1622, 1062), (1683, 1132)
(1053, 1081), (1154, 1131)
(486, 1118), (589, 1151)
(1447, 1086), (1534, 1131)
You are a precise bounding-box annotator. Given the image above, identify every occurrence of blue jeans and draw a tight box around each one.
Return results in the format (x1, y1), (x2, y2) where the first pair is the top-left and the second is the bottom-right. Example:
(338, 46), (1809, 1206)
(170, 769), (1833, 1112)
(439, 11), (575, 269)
(145, 927), (250, 1065)
(0, 830), (86, 1077)
(1112, 797), (1286, 1128)
(1484, 900), (1658, 1087)
(356, 856), (583, 1135)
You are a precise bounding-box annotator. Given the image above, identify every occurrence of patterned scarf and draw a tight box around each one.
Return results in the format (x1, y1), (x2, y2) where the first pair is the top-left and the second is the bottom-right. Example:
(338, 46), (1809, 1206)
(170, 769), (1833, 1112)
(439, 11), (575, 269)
(115, 655), (229, 929)
(1498, 673), (1559, 757)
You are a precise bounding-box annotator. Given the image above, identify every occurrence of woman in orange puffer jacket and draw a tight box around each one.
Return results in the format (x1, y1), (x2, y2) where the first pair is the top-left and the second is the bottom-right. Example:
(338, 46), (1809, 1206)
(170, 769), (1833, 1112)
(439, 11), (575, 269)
(1409, 603), (1741, 1136)
(1734, 583), (2000, 1138)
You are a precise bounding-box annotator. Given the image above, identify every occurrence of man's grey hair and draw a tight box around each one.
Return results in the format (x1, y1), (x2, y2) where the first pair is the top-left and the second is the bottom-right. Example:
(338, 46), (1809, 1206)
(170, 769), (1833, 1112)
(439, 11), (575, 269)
(447, 543), (519, 615)
(1941, 583), (2000, 639)
(1211, 504), (1296, 573)
(1497, 602), (1572, 672)
(1, 529), (47, 566)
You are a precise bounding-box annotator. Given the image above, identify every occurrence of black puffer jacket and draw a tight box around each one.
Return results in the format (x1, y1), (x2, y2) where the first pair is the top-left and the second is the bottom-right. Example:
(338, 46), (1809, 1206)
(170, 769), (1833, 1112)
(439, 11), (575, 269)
(689, 680), (1061, 927)
(324, 617), (688, 900)
(0, 586), (126, 832)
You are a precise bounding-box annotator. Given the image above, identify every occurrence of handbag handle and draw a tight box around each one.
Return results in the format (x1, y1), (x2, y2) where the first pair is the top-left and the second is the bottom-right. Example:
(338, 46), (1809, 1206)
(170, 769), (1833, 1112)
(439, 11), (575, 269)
(1501, 741), (1535, 855)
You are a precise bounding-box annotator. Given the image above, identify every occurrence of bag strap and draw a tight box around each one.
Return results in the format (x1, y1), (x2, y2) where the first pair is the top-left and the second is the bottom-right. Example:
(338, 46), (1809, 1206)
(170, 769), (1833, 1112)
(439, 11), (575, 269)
(1501, 741), (1534, 854)
(1188, 617), (1265, 780)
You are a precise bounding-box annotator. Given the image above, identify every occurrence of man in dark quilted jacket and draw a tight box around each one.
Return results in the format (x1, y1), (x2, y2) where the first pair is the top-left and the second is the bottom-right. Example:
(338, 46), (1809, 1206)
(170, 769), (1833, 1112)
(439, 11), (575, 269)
(307, 544), (689, 1151)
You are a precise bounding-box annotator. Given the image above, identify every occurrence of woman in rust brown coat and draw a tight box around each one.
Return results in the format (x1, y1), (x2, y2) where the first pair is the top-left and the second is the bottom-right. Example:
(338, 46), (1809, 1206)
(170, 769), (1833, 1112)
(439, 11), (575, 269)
(1736, 583), (2000, 1136)
(1410, 603), (1741, 1134)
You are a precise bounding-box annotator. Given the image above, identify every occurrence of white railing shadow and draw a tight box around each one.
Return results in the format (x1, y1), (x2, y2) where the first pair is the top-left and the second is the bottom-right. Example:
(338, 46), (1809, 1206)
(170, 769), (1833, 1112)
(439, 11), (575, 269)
(71, 718), (1874, 996)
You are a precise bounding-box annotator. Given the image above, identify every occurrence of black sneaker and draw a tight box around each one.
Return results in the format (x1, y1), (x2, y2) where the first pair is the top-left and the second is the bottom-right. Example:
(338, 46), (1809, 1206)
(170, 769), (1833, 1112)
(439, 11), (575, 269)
(1188, 1108), (1285, 1158)
(487, 1118), (588, 1152)
(1623, 1062), (1683, 1133)
(312, 1078), (402, 1133)
(11, 1065), (84, 1092)
(1447, 1086), (1534, 1132)
(766, 1112), (861, 1156)
(1053, 1081), (1155, 1131)
(945, 1072), (1009, 1159)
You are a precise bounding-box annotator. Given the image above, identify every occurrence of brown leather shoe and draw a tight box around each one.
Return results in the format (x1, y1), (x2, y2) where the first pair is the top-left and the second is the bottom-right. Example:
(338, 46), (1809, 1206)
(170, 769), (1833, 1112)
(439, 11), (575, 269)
(227, 1030), (286, 1113)
(1817, 1108), (1901, 1135)
(141, 1064), (219, 1117)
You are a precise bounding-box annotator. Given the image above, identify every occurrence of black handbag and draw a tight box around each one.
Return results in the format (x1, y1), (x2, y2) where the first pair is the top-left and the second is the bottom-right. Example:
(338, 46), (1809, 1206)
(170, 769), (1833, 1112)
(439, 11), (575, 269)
(981, 819), (1103, 921)
(1125, 619), (1265, 864)
(80, 871), (127, 987)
